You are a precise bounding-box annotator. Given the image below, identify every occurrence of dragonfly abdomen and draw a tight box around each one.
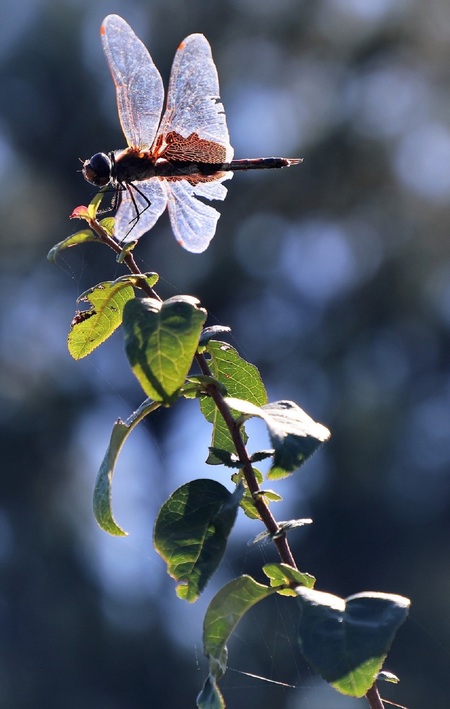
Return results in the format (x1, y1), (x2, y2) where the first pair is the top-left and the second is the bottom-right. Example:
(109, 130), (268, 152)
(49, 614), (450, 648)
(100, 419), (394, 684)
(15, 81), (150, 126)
(227, 157), (303, 171)
(164, 157), (303, 177)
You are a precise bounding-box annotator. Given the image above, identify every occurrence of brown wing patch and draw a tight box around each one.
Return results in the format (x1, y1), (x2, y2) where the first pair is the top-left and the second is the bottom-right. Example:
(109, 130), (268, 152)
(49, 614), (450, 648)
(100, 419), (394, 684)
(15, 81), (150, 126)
(160, 131), (227, 163)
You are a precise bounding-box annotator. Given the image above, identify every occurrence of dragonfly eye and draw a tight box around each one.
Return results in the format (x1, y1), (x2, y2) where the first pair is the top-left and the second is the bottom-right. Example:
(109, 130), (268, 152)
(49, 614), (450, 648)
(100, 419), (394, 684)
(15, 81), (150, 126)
(82, 152), (112, 186)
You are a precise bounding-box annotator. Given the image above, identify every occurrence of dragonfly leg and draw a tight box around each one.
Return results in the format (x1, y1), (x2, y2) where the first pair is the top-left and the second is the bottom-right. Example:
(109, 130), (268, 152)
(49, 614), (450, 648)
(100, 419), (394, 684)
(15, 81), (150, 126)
(120, 182), (154, 239)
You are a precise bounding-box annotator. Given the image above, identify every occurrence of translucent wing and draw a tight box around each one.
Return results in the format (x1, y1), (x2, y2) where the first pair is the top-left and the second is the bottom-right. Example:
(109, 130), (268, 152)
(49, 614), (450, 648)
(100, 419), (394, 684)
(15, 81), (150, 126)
(166, 173), (233, 253)
(101, 15), (164, 150)
(103, 22), (234, 250)
(156, 34), (233, 162)
(115, 180), (168, 243)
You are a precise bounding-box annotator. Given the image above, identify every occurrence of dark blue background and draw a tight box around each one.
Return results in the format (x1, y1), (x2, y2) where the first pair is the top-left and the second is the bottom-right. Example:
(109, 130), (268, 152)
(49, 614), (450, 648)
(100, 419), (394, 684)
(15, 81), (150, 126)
(1, 1), (450, 707)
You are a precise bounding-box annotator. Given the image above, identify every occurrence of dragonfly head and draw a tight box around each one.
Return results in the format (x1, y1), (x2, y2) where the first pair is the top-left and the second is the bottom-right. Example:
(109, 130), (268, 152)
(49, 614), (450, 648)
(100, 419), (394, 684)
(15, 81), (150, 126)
(82, 152), (113, 186)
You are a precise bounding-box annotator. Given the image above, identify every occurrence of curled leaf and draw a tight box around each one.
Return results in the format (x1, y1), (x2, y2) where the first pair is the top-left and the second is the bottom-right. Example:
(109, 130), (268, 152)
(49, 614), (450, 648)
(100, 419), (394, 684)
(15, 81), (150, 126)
(224, 398), (330, 479)
(93, 398), (160, 535)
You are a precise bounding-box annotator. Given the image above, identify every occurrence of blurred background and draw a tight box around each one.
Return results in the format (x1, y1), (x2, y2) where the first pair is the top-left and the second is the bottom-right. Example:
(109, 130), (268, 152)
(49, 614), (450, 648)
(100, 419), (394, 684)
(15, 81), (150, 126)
(1, 0), (450, 706)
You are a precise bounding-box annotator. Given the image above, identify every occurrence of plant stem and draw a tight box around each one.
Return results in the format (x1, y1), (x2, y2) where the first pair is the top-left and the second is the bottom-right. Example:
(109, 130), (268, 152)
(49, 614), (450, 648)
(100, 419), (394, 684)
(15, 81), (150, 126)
(89, 217), (387, 709)
(90, 216), (298, 569)
(366, 685), (385, 708)
(196, 351), (297, 568)
(88, 218), (161, 301)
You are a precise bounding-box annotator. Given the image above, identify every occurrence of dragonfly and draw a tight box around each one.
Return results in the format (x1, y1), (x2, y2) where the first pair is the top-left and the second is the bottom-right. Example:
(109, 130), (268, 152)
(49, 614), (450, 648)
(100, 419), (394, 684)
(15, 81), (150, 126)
(83, 14), (302, 253)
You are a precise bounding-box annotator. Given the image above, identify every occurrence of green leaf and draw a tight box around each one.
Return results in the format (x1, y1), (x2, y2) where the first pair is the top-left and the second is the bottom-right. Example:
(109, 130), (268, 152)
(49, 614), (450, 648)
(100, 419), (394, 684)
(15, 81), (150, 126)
(207, 448), (241, 468)
(224, 398), (330, 479)
(154, 480), (243, 602)
(68, 280), (135, 359)
(296, 588), (410, 697)
(237, 496), (261, 520)
(93, 398), (160, 535)
(47, 229), (99, 262)
(263, 563), (315, 596)
(231, 469), (263, 520)
(116, 239), (138, 262)
(200, 342), (268, 464)
(196, 674), (225, 709)
(87, 188), (106, 219)
(123, 295), (207, 404)
(98, 216), (115, 236)
(263, 490), (283, 502)
(250, 449), (274, 463)
(203, 575), (275, 679)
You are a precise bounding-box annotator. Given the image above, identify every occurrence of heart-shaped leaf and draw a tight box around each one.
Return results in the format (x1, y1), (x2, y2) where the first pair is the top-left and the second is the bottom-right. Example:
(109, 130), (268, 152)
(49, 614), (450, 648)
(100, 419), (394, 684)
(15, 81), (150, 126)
(296, 587), (410, 697)
(123, 295), (206, 404)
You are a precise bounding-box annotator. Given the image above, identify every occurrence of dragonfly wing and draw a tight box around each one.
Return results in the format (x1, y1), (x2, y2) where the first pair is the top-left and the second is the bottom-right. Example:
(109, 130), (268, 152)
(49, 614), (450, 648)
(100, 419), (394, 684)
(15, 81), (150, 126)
(157, 34), (233, 162)
(101, 15), (164, 150)
(114, 179), (168, 243)
(166, 173), (233, 253)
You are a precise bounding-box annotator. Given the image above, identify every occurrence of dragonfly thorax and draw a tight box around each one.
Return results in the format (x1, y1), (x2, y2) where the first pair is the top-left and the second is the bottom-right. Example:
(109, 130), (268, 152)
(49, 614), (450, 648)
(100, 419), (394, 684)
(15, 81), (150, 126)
(83, 152), (113, 187)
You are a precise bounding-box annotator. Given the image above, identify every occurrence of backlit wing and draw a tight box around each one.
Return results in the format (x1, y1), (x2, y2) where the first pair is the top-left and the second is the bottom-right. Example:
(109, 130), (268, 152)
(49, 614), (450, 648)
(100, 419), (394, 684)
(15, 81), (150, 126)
(104, 22), (233, 251)
(166, 173), (232, 253)
(154, 34), (234, 251)
(101, 15), (164, 150)
(116, 181), (168, 243)
(156, 34), (233, 162)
